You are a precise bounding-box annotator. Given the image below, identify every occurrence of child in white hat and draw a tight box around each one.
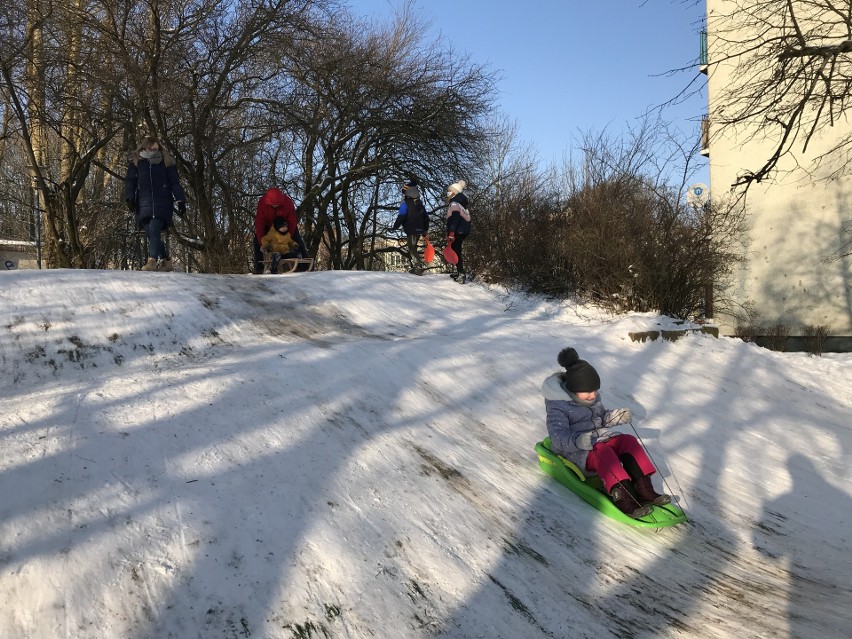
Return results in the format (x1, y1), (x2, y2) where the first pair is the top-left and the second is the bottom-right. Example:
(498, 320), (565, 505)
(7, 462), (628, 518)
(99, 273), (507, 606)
(445, 180), (471, 282)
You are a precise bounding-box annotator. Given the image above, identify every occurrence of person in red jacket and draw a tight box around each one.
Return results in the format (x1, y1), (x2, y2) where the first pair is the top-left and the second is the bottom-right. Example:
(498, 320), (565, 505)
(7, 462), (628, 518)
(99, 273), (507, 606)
(253, 187), (307, 274)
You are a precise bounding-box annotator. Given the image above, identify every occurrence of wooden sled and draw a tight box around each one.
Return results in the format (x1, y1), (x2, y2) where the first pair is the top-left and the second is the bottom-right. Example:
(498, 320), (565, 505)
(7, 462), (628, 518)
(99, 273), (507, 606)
(263, 254), (315, 274)
(279, 257), (314, 273)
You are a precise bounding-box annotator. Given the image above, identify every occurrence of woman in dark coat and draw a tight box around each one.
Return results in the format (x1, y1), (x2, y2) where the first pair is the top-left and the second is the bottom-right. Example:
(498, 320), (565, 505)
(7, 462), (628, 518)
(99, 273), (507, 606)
(124, 136), (187, 272)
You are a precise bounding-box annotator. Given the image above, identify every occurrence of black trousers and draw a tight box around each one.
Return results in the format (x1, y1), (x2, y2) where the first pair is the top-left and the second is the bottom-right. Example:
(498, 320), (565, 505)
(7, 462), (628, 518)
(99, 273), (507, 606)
(450, 234), (467, 274)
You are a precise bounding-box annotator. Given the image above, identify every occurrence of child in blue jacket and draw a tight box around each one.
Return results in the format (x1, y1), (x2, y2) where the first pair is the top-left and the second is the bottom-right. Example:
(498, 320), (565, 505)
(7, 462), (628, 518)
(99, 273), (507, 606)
(392, 178), (430, 271)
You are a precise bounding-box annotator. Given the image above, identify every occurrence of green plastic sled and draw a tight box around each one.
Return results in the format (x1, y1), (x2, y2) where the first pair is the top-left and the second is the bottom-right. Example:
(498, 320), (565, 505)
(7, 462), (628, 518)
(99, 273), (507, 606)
(535, 438), (688, 529)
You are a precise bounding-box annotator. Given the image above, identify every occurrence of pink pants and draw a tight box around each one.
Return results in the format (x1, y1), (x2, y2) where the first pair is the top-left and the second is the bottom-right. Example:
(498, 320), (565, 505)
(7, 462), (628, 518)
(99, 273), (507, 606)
(585, 434), (656, 493)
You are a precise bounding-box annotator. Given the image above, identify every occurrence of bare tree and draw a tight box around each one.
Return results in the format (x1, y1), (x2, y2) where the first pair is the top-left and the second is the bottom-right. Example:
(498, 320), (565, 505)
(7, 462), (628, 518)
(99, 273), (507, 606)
(469, 115), (747, 320)
(0, 0), (333, 271)
(707, 0), (852, 187)
(105, 0), (327, 272)
(0, 0), (498, 273)
(276, 5), (497, 269)
(564, 120), (747, 319)
(465, 115), (556, 283)
(0, 1), (157, 268)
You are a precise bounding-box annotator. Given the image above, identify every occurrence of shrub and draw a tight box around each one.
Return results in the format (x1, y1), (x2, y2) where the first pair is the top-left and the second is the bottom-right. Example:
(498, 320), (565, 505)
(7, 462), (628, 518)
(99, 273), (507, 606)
(764, 324), (790, 351)
(802, 324), (830, 356)
(735, 323), (760, 343)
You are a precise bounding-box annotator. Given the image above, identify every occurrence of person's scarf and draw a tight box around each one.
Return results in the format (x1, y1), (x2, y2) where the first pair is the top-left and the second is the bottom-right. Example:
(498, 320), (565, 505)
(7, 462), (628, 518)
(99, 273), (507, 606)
(140, 149), (163, 164)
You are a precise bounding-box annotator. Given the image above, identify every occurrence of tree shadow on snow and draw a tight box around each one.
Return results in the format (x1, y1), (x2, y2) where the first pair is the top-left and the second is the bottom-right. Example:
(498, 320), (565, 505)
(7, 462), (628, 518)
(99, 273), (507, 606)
(432, 337), (852, 638)
(753, 454), (851, 639)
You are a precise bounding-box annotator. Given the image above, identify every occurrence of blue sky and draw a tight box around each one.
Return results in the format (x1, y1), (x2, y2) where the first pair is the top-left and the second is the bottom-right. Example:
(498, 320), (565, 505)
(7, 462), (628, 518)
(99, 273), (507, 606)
(348, 0), (709, 182)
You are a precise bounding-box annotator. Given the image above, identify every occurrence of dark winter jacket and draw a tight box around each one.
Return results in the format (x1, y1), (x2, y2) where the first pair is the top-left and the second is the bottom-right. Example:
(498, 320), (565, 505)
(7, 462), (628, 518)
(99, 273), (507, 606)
(445, 192), (471, 236)
(541, 372), (623, 472)
(255, 188), (297, 243)
(393, 197), (429, 236)
(124, 153), (186, 229)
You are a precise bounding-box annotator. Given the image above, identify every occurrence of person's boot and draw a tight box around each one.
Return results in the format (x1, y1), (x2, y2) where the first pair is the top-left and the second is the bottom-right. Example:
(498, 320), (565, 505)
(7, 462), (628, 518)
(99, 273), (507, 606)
(609, 481), (653, 518)
(633, 474), (671, 506)
(620, 453), (671, 505)
(158, 259), (174, 272)
(141, 257), (158, 271)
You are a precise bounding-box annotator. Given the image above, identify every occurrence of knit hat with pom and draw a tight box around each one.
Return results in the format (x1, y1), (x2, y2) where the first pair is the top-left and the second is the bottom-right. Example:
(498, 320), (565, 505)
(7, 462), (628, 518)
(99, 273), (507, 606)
(557, 347), (600, 393)
(447, 180), (466, 198)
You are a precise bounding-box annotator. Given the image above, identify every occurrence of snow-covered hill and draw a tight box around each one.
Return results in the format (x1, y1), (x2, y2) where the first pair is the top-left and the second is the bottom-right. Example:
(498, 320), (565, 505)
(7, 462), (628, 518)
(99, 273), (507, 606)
(1, 269), (850, 638)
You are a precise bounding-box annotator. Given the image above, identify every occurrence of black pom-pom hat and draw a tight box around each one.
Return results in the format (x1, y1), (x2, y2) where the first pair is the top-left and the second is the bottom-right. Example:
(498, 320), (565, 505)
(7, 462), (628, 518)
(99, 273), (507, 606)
(557, 347), (601, 393)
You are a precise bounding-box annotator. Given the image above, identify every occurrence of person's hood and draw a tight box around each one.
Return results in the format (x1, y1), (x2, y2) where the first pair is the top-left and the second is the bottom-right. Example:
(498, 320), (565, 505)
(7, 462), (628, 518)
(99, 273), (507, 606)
(260, 188), (295, 213)
(541, 373), (571, 401)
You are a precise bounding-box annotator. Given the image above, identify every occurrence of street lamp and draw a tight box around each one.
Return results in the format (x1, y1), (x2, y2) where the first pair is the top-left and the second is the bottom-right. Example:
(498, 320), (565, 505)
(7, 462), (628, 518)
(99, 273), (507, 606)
(26, 167), (45, 269)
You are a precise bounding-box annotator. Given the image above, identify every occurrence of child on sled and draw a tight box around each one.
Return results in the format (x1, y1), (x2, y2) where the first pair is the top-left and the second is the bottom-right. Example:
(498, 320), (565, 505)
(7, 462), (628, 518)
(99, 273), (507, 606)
(541, 347), (670, 518)
(261, 216), (300, 273)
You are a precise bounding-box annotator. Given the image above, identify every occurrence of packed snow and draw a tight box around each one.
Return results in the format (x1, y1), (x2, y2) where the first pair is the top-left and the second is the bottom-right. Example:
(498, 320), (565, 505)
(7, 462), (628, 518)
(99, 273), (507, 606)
(0, 268), (850, 638)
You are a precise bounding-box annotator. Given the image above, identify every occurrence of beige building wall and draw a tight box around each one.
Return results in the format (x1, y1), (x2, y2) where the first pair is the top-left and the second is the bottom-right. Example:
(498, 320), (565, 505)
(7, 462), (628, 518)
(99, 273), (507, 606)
(0, 241), (39, 270)
(705, 0), (852, 340)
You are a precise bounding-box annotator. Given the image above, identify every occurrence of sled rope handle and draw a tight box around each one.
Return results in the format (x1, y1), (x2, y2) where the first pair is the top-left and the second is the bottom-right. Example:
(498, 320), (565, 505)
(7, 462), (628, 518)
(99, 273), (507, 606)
(627, 421), (690, 513)
(595, 430), (690, 527)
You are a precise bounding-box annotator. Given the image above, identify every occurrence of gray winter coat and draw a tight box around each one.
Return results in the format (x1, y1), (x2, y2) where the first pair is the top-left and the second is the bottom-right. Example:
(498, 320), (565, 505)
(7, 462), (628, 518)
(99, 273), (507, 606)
(541, 372), (621, 472)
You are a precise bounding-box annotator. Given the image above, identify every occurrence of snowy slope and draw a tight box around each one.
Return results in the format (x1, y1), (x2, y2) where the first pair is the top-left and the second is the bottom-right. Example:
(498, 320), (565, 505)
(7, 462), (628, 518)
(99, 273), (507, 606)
(0, 269), (850, 639)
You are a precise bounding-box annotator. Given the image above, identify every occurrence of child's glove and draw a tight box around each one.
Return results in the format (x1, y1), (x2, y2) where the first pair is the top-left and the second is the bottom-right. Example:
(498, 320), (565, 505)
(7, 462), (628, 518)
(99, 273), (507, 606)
(603, 408), (632, 427)
(574, 432), (594, 450)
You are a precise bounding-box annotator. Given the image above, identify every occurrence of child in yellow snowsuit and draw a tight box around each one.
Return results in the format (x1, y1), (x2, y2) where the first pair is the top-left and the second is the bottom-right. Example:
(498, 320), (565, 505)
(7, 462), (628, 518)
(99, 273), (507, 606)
(261, 216), (300, 273)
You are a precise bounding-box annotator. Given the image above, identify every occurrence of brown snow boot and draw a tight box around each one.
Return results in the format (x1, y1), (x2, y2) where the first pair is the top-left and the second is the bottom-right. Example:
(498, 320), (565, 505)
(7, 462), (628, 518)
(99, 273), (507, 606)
(157, 259), (174, 272)
(141, 257), (158, 271)
(609, 481), (652, 519)
(633, 474), (671, 506)
(620, 453), (672, 506)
